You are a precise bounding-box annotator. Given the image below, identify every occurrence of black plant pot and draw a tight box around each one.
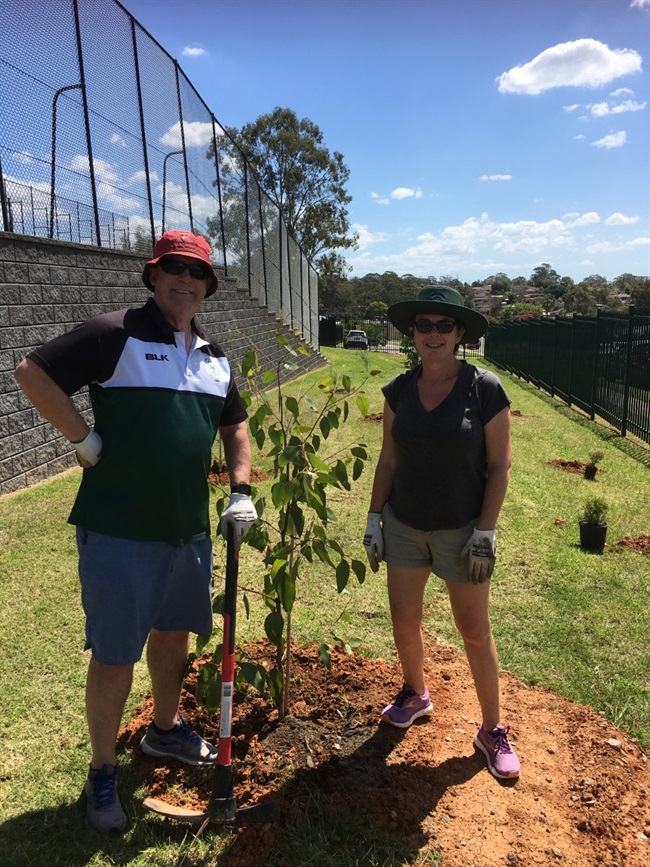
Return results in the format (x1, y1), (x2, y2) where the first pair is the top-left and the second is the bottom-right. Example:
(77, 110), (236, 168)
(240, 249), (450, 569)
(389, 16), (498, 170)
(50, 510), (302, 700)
(579, 521), (607, 552)
(584, 464), (598, 480)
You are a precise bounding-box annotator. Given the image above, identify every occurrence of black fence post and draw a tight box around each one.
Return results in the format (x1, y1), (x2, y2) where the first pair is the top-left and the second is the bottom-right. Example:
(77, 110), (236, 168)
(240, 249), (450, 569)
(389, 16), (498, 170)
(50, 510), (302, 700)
(210, 116), (227, 273)
(50, 83), (82, 239)
(162, 150), (183, 233)
(0, 151), (11, 232)
(567, 313), (576, 407)
(258, 186), (268, 307)
(243, 162), (251, 294)
(590, 306), (602, 420)
(173, 61), (193, 232)
(130, 16), (156, 246)
(72, 0), (101, 245)
(621, 304), (636, 437)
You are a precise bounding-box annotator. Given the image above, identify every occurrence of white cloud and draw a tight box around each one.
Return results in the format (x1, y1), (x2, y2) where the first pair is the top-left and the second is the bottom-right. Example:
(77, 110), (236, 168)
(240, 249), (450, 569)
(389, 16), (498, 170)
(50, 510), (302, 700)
(96, 182), (141, 212)
(352, 223), (389, 249)
(479, 174), (512, 182)
(182, 45), (208, 57)
(585, 237), (650, 253)
(630, 0), (650, 9)
(592, 130), (627, 148)
(110, 133), (127, 147)
(345, 210), (628, 276)
(390, 186), (423, 200)
(588, 89), (646, 116)
(574, 134), (586, 140)
(563, 212), (600, 227)
(605, 212), (639, 225)
(128, 169), (159, 184)
(371, 187), (423, 204)
(15, 150), (33, 164)
(157, 181), (218, 219)
(70, 155), (118, 183)
(563, 103), (580, 112)
(497, 39), (642, 95)
(161, 120), (216, 148)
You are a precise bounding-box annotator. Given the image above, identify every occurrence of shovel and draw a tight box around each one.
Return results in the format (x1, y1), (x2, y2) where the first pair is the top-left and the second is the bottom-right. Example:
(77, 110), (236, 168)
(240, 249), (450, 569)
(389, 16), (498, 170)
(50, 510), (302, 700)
(143, 524), (280, 826)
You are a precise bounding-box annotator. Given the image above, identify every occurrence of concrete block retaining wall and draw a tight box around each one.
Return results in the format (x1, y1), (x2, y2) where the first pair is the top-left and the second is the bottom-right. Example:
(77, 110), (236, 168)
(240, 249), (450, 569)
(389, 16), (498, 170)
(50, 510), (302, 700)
(0, 233), (324, 495)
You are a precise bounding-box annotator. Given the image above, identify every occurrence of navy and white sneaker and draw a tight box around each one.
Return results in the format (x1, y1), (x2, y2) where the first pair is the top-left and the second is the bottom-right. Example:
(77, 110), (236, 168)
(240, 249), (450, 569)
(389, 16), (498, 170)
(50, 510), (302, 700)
(140, 714), (217, 766)
(84, 764), (127, 832)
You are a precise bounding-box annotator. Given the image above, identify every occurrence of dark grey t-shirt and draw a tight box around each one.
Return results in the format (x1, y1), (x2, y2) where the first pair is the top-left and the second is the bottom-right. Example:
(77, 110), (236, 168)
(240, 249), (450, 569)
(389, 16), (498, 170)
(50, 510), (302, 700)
(382, 362), (510, 531)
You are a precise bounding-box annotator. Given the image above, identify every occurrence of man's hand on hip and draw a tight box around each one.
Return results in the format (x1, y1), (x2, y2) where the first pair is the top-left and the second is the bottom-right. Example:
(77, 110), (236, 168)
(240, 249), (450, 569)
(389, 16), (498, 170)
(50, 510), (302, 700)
(70, 428), (102, 468)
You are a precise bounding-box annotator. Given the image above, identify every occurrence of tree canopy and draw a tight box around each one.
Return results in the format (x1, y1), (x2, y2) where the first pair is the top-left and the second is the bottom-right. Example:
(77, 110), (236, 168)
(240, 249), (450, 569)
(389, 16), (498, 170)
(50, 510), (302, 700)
(223, 107), (357, 264)
(318, 266), (649, 320)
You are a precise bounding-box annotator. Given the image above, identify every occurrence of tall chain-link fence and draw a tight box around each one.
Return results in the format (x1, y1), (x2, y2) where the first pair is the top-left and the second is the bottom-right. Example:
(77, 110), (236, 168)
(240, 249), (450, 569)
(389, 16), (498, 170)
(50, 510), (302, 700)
(0, 0), (319, 344)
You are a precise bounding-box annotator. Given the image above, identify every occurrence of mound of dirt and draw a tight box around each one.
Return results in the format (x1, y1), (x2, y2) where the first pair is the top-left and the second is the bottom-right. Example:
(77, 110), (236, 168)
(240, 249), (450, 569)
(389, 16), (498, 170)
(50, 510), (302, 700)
(118, 638), (649, 866)
(549, 458), (590, 475)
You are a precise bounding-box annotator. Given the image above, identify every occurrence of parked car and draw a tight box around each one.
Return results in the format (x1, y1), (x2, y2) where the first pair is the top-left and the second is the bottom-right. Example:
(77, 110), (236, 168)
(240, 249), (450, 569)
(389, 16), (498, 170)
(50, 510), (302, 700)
(343, 329), (369, 350)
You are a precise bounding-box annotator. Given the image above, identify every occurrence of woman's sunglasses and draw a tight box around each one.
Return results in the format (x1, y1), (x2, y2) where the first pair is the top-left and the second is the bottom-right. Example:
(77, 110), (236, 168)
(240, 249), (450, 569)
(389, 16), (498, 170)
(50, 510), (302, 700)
(413, 318), (457, 334)
(158, 259), (212, 281)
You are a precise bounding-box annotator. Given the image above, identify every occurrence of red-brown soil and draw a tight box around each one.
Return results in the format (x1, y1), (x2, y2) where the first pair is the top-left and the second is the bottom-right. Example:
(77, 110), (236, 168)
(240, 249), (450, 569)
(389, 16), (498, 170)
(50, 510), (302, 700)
(209, 461), (270, 486)
(118, 637), (649, 867)
(549, 458), (594, 476)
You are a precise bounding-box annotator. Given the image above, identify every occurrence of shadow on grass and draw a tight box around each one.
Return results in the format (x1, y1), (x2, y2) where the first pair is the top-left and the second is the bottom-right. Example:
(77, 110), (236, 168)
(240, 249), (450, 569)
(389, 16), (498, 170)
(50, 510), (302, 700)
(0, 726), (492, 867)
(0, 767), (233, 867)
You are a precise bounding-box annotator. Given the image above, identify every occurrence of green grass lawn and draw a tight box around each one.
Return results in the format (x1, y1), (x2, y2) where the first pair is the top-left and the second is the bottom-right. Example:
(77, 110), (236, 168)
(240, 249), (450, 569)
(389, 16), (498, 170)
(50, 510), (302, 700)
(0, 346), (648, 865)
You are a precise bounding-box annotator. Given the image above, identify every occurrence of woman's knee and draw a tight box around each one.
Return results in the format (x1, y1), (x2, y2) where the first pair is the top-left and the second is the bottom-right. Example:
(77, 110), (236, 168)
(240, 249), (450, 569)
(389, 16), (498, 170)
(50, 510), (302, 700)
(454, 618), (492, 647)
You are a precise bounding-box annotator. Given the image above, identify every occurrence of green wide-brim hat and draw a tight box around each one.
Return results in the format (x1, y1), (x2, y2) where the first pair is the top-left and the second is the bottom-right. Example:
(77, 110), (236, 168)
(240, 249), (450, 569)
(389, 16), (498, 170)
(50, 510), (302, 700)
(387, 285), (488, 344)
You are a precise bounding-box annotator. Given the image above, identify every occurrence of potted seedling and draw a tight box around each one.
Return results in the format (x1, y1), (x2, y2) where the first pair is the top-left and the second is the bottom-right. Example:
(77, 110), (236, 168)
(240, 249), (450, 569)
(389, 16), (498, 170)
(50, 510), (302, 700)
(579, 496), (608, 552)
(584, 449), (604, 480)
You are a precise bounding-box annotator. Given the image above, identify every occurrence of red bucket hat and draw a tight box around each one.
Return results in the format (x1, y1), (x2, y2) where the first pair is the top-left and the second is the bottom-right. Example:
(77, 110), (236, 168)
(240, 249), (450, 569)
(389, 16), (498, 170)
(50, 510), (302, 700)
(142, 230), (219, 297)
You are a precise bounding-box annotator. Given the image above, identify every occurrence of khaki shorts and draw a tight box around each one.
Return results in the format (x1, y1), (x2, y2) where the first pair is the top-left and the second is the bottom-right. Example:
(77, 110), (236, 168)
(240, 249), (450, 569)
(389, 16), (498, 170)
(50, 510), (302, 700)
(382, 503), (477, 584)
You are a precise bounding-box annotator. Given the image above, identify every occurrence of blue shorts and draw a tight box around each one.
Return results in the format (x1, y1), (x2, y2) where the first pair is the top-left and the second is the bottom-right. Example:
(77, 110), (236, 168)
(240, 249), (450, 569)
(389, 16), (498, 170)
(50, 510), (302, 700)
(76, 528), (213, 665)
(382, 503), (476, 584)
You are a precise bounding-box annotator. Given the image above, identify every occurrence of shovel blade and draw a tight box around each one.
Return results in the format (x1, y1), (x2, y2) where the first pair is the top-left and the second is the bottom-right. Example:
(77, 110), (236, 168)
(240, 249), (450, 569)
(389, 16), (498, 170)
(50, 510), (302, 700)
(143, 796), (208, 824)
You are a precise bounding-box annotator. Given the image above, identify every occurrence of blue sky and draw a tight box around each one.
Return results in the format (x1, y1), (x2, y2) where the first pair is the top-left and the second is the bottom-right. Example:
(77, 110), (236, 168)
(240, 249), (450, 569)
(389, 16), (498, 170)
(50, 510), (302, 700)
(76, 1), (650, 282)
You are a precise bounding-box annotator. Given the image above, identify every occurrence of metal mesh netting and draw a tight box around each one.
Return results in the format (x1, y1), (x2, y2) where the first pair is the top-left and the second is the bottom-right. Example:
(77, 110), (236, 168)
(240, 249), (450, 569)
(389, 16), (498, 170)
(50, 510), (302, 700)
(0, 0), (317, 344)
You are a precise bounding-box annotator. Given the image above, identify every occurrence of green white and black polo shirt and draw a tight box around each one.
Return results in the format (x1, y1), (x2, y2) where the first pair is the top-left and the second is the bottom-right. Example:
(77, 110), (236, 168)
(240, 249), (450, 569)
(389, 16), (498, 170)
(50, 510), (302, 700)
(28, 298), (247, 545)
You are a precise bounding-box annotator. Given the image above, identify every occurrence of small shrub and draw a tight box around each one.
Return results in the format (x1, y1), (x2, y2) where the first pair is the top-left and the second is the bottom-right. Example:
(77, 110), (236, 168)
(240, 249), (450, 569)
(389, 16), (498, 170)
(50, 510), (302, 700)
(582, 497), (608, 525)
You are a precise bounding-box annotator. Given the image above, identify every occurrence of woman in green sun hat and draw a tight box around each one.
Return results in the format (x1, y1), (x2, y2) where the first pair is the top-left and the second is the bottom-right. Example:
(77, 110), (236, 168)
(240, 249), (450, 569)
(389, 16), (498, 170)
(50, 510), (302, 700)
(363, 285), (520, 780)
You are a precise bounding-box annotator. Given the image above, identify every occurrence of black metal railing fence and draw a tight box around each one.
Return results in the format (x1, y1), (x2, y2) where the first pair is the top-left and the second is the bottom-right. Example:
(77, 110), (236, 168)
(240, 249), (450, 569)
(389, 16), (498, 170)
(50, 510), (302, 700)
(485, 307), (650, 445)
(0, 0), (318, 344)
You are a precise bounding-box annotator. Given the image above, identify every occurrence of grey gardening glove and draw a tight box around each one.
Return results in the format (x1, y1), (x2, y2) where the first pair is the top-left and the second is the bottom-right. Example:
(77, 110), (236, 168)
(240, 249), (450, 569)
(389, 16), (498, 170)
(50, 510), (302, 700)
(220, 493), (258, 549)
(461, 528), (496, 584)
(70, 428), (103, 468)
(363, 512), (384, 573)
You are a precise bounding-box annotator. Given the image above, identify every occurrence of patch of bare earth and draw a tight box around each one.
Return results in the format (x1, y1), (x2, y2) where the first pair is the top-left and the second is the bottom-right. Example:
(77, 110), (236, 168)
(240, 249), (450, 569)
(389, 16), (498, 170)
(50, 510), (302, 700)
(118, 637), (649, 866)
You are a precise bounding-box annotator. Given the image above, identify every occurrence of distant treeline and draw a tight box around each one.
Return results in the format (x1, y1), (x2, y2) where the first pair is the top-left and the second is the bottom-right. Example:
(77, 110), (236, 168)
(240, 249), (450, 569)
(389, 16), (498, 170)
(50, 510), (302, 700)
(319, 262), (650, 322)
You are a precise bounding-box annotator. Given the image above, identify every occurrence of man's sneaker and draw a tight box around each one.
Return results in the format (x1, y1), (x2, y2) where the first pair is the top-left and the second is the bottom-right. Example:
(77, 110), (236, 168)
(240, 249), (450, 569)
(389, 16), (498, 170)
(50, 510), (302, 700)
(380, 684), (433, 728)
(84, 764), (127, 832)
(140, 714), (217, 766)
(474, 724), (520, 779)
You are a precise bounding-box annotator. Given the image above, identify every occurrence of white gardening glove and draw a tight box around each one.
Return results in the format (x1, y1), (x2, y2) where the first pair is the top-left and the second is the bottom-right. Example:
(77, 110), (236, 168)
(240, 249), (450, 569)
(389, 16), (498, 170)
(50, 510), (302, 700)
(220, 493), (257, 549)
(363, 512), (384, 573)
(461, 528), (496, 584)
(70, 428), (103, 468)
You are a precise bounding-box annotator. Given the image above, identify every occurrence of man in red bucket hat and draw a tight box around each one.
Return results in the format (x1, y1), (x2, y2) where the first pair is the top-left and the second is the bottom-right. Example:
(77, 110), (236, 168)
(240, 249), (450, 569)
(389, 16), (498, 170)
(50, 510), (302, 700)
(15, 230), (257, 831)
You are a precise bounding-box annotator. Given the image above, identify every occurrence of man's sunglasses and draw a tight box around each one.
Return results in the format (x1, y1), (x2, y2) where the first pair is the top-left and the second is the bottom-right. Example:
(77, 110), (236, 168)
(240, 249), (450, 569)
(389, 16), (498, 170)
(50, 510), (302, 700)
(413, 318), (457, 334)
(158, 259), (212, 280)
